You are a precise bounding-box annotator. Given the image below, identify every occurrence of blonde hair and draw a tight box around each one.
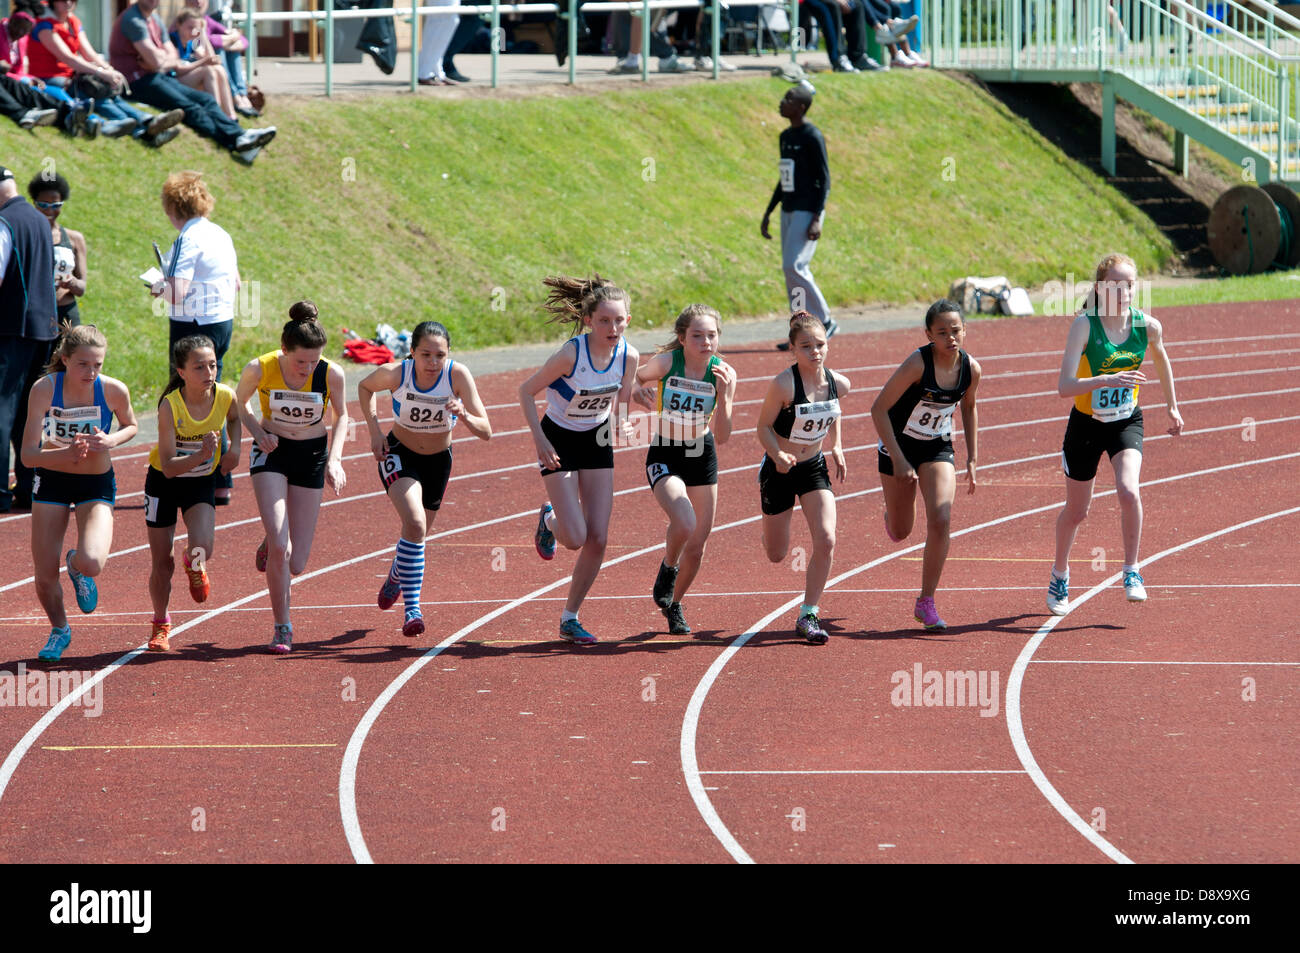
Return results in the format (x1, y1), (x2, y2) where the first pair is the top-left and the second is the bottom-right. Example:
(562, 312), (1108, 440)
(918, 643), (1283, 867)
(541, 274), (630, 336)
(162, 170), (215, 221)
(656, 303), (721, 355)
(44, 322), (107, 376)
(1084, 252), (1138, 313)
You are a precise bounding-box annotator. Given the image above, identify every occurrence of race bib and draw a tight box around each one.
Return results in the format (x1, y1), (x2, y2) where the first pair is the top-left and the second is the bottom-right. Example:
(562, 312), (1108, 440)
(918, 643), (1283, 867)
(779, 158), (795, 193)
(660, 376), (716, 427)
(378, 452), (403, 489)
(396, 390), (454, 433)
(175, 436), (214, 478)
(1091, 385), (1135, 422)
(903, 400), (957, 441)
(564, 382), (620, 422)
(269, 389), (325, 427)
(789, 399), (840, 446)
(43, 405), (101, 446)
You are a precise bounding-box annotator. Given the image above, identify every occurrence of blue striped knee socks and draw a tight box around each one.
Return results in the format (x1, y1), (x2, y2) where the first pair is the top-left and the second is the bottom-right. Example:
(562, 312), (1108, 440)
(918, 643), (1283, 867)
(394, 538), (425, 615)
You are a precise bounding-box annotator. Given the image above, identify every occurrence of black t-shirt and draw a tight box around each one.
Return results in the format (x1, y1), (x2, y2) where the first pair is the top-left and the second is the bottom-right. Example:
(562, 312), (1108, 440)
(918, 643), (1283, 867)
(776, 123), (830, 215)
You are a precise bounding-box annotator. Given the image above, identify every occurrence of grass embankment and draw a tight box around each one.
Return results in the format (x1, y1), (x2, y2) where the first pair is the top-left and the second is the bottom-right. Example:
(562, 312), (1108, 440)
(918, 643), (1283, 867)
(7, 69), (1201, 409)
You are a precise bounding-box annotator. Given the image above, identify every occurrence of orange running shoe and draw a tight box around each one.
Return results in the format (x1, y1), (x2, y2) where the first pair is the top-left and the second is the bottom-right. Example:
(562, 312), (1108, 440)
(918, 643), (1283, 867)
(148, 620), (171, 652)
(183, 554), (210, 603)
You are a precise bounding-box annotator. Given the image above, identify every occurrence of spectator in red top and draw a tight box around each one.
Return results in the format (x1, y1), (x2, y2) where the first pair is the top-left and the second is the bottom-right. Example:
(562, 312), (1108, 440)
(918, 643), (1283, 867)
(29, 0), (186, 141)
(0, 2), (69, 130)
(108, 0), (276, 163)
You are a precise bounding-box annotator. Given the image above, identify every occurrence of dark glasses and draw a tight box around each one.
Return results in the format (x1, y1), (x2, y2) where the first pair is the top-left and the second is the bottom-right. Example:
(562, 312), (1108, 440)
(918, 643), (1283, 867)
(35, 201), (65, 210)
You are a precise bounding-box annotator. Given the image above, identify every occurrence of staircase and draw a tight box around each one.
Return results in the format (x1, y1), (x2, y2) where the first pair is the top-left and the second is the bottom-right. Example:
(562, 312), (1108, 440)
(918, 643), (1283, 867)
(928, 0), (1300, 188)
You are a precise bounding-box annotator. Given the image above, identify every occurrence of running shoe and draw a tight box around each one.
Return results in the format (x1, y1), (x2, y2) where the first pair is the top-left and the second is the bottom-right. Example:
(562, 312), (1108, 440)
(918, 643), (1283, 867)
(796, 612), (828, 645)
(377, 564), (401, 611)
(65, 549), (98, 614)
(148, 620), (171, 652)
(269, 623), (293, 654)
(559, 618), (598, 645)
(38, 626), (71, 661)
(535, 503), (557, 560)
(255, 536), (268, 573)
(402, 609), (425, 638)
(652, 560), (679, 609)
(664, 602), (691, 635)
(1046, 573), (1070, 616)
(914, 596), (947, 631)
(183, 554), (210, 603)
(1123, 569), (1147, 602)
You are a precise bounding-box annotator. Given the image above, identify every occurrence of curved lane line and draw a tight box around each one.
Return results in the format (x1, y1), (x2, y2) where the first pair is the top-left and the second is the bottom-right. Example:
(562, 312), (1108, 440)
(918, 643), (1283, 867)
(1005, 503), (1300, 864)
(681, 452), (1300, 863)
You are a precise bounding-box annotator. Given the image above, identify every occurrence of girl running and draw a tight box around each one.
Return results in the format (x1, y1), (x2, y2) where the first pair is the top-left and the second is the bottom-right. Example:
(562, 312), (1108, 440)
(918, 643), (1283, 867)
(234, 301), (349, 653)
(357, 321), (492, 637)
(871, 299), (982, 630)
(1047, 253), (1183, 615)
(20, 324), (138, 661)
(143, 335), (242, 652)
(519, 275), (639, 646)
(632, 304), (736, 635)
(756, 312), (850, 645)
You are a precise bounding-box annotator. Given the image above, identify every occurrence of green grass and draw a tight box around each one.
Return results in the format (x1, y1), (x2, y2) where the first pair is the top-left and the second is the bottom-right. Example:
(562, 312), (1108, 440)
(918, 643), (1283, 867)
(6, 70), (1185, 408)
(1149, 271), (1300, 305)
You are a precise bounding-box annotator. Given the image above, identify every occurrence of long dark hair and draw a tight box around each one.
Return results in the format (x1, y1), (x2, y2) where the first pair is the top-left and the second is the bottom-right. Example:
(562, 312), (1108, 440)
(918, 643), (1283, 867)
(159, 334), (216, 406)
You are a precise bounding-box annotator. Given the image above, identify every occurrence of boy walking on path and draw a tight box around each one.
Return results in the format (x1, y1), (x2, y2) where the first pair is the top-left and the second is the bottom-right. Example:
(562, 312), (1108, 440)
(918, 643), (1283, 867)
(761, 81), (837, 351)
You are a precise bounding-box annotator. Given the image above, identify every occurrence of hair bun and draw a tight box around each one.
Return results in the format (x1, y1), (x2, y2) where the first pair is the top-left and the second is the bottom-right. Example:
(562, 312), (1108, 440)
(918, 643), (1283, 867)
(289, 300), (319, 323)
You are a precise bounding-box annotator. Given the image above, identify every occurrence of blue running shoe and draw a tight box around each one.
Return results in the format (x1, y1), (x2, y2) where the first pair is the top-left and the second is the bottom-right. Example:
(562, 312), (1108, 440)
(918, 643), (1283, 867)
(1046, 572), (1069, 616)
(377, 564), (401, 611)
(535, 503), (557, 560)
(66, 549), (98, 614)
(38, 626), (71, 661)
(269, 623), (293, 654)
(1123, 570), (1147, 602)
(559, 618), (597, 645)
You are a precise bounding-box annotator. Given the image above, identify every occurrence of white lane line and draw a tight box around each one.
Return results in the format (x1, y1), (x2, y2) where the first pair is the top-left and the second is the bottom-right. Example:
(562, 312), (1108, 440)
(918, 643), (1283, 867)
(731, 332), (1299, 382)
(4, 359), (1291, 528)
(698, 769), (1028, 775)
(1006, 504), (1300, 866)
(1031, 659), (1300, 666)
(680, 452), (1300, 864)
(4, 402), (1297, 598)
(7, 581), (1290, 622)
(1, 327), (1291, 517)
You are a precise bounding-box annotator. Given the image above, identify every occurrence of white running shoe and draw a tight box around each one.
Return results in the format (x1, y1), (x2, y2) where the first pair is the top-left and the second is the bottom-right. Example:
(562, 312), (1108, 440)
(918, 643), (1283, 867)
(1047, 573), (1070, 616)
(1123, 569), (1147, 602)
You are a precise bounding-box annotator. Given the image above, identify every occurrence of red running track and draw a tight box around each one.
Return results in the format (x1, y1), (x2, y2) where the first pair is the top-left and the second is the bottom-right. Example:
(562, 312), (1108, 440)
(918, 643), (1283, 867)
(0, 303), (1296, 863)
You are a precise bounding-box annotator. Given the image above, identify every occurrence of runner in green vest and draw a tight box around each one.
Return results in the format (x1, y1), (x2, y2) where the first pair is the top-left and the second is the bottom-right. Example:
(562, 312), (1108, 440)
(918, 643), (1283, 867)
(1047, 253), (1184, 616)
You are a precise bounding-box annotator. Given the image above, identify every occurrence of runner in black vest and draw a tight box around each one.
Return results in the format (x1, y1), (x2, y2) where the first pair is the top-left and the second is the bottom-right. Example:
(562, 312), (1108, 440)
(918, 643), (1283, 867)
(871, 299), (982, 630)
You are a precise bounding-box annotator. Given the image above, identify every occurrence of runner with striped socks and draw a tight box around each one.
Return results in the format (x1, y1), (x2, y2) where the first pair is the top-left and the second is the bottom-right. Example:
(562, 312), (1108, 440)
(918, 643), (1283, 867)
(357, 321), (492, 636)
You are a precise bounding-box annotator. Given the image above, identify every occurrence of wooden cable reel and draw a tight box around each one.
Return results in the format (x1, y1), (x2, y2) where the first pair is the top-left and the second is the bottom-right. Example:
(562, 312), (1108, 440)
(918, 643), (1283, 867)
(1207, 183), (1299, 274)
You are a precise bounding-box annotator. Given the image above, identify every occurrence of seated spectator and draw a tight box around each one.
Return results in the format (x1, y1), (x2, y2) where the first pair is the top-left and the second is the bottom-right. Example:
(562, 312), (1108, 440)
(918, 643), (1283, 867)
(0, 0), (91, 134)
(170, 8), (238, 121)
(608, 10), (692, 73)
(27, 171), (86, 328)
(182, 0), (258, 116)
(801, 0), (852, 72)
(859, 2), (927, 68)
(29, 0), (187, 141)
(108, 0), (275, 163)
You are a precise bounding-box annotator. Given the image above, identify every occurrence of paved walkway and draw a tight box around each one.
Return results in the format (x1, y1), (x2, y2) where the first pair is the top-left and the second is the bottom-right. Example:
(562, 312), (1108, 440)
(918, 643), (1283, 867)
(248, 49), (815, 99)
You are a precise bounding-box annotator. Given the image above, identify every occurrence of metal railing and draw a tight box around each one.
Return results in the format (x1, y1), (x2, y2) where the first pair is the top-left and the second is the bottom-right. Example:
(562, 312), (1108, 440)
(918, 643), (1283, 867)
(239, 0), (803, 93)
(928, 0), (1299, 181)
